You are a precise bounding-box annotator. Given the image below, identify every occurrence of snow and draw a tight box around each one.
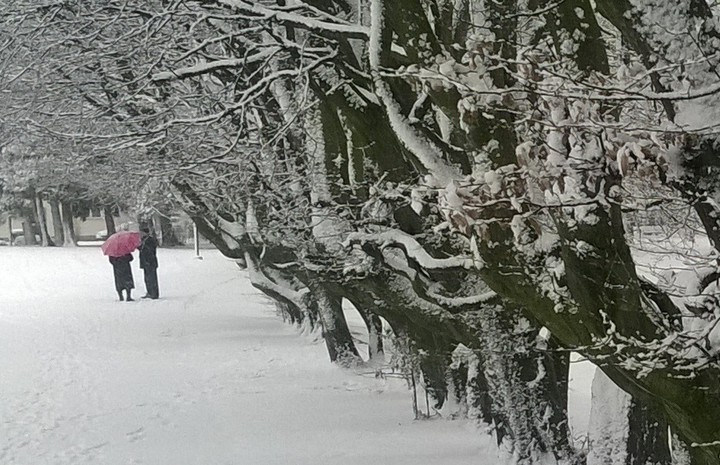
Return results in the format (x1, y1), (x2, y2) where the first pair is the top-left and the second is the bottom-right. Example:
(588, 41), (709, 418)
(568, 354), (596, 447)
(0, 247), (495, 465)
(586, 370), (630, 465)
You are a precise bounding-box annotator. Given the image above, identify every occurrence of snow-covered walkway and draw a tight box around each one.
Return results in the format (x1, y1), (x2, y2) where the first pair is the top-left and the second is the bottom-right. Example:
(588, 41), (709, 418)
(0, 248), (491, 465)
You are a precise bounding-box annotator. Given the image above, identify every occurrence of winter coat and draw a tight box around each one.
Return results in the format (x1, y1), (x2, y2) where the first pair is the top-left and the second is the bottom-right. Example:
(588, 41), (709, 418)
(139, 235), (158, 269)
(109, 254), (134, 291)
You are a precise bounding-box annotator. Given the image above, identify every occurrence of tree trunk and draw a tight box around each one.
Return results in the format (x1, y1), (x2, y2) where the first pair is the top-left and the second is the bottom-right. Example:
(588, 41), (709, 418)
(356, 306), (384, 360)
(477, 308), (575, 463)
(275, 300), (301, 325)
(103, 206), (116, 237)
(33, 193), (54, 247)
(449, 346), (496, 425)
(626, 399), (671, 465)
(309, 283), (362, 366)
(60, 201), (77, 247)
(419, 352), (451, 412)
(21, 214), (37, 246)
(465, 353), (494, 425)
(588, 370), (671, 465)
(541, 345), (575, 461)
(7, 216), (13, 245)
(49, 198), (65, 245)
(154, 213), (180, 247)
(474, 206), (720, 465)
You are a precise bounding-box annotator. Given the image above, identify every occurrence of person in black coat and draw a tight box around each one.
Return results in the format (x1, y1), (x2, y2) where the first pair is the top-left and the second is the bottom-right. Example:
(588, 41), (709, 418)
(139, 227), (159, 299)
(109, 254), (135, 301)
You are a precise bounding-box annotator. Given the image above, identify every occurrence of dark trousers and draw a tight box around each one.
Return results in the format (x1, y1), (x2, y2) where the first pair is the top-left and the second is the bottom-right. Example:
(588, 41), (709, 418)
(143, 267), (159, 299)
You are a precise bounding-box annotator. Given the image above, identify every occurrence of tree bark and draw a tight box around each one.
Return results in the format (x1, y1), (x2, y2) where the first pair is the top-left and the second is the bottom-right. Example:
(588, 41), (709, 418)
(355, 306), (384, 360)
(32, 192), (54, 247)
(21, 214), (37, 246)
(450, 348), (495, 425)
(466, 355), (494, 426)
(475, 212), (720, 465)
(60, 201), (77, 247)
(49, 198), (65, 245)
(309, 282), (362, 366)
(477, 306), (574, 463)
(588, 370), (671, 465)
(626, 398), (671, 465)
(103, 206), (116, 237)
(7, 216), (14, 245)
(154, 213), (181, 247)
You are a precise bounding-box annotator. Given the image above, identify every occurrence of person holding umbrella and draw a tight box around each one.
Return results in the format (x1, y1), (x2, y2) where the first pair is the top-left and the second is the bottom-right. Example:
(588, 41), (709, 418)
(109, 254), (135, 301)
(101, 229), (141, 302)
(139, 227), (159, 299)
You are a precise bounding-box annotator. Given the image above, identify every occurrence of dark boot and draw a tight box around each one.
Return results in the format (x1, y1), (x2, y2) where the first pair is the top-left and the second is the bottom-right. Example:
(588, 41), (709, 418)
(118, 291), (124, 301)
(125, 289), (134, 302)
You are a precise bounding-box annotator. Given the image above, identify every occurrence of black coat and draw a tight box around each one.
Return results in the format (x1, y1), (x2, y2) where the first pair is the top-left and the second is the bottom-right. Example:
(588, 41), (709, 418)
(109, 254), (134, 291)
(139, 235), (158, 269)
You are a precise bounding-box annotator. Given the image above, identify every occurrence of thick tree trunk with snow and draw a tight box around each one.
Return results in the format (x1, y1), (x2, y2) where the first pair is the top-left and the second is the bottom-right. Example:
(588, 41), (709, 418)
(308, 282), (362, 366)
(474, 207), (719, 464)
(49, 198), (65, 246)
(466, 357), (494, 426)
(476, 305), (574, 463)
(588, 370), (671, 465)
(449, 348), (494, 425)
(625, 399), (671, 465)
(337, 264), (573, 453)
(339, 272), (459, 407)
(60, 202), (77, 247)
(541, 346), (574, 461)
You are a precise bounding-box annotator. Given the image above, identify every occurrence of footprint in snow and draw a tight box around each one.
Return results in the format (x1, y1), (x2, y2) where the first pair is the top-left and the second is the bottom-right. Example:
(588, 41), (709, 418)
(126, 426), (145, 442)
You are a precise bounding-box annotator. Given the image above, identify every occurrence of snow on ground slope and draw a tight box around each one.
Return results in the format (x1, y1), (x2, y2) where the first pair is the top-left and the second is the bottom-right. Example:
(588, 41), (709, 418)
(0, 247), (494, 465)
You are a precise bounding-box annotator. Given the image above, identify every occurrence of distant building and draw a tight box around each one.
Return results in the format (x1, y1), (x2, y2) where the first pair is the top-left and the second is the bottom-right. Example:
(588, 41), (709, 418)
(0, 206), (133, 244)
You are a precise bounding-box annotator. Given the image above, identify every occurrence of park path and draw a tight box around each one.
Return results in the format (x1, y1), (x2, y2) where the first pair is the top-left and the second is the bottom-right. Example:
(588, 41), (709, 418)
(0, 247), (489, 465)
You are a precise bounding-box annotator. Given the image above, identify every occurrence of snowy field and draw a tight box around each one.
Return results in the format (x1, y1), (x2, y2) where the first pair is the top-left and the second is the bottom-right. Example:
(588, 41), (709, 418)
(0, 247), (503, 465)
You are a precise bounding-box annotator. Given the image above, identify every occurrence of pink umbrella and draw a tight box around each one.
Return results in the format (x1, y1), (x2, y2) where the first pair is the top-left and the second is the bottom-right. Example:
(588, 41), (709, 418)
(101, 231), (141, 257)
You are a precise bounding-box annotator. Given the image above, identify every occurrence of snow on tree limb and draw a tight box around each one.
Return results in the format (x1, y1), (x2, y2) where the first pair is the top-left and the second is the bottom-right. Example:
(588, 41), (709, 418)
(367, 0), (461, 187)
(152, 45), (334, 83)
(425, 290), (499, 308)
(152, 51), (282, 83)
(217, 216), (246, 250)
(214, 0), (369, 39)
(244, 251), (309, 307)
(344, 229), (475, 270)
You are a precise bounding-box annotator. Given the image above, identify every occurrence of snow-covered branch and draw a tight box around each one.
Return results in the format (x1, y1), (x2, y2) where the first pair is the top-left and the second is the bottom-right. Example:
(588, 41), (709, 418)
(215, 0), (369, 39)
(152, 50), (282, 83)
(344, 230), (475, 270)
(244, 251), (310, 308)
(367, 0), (461, 187)
(425, 290), (499, 308)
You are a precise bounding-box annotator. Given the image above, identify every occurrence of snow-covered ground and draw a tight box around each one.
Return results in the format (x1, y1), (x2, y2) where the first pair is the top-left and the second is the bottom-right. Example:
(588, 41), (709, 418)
(0, 247), (502, 465)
